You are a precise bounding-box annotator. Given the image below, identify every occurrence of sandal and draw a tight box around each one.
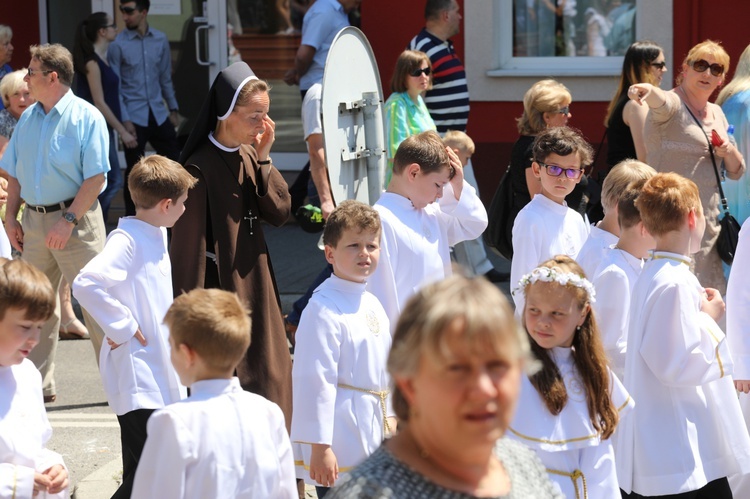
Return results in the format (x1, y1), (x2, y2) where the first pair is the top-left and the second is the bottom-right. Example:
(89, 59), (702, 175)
(59, 318), (90, 340)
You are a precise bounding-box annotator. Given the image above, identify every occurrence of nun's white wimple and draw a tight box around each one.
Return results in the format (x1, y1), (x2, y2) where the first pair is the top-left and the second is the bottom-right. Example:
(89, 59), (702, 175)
(217, 75), (259, 121)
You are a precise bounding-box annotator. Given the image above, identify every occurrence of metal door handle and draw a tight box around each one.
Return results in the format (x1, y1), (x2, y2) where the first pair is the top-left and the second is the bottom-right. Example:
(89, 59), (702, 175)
(195, 24), (212, 66)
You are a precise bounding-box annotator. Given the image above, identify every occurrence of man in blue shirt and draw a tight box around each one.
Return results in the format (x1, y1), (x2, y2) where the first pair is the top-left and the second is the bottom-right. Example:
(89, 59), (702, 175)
(284, 0), (361, 221)
(1, 43), (109, 403)
(109, 0), (181, 216)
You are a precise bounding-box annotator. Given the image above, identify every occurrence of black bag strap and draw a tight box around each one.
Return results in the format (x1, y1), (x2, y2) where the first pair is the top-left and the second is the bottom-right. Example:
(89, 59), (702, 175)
(682, 102), (732, 216)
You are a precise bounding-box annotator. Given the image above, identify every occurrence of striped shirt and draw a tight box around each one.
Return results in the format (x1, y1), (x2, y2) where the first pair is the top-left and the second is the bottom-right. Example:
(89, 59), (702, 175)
(407, 28), (470, 134)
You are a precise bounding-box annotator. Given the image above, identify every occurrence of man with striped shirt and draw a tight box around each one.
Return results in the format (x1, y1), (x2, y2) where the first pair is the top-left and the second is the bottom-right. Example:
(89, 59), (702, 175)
(407, 0), (469, 134)
(408, 0), (509, 282)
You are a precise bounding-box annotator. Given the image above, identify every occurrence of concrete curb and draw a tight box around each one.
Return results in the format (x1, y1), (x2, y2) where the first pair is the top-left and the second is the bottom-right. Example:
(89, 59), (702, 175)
(72, 458), (121, 499)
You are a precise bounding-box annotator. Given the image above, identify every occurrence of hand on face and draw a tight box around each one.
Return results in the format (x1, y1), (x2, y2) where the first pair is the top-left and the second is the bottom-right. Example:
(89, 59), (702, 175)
(253, 115), (276, 159)
(446, 146), (464, 198)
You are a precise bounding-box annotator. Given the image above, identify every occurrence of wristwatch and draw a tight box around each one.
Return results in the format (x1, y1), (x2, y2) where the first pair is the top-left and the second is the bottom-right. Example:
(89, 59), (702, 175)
(63, 211), (79, 226)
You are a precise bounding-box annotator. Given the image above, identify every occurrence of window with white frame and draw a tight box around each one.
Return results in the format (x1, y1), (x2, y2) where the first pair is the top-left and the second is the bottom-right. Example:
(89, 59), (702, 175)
(512, 0), (635, 58)
(463, 0), (672, 101)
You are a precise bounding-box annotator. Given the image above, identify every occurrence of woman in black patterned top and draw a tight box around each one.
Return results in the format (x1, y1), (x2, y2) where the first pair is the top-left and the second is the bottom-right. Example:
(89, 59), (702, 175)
(328, 275), (561, 499)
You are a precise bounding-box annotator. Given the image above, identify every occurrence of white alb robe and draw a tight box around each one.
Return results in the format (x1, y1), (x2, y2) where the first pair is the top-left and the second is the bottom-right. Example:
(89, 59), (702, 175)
(291, 275), (392, 484)
(73, 217), (186, 415)
(132, 377), (297, 498)
(726, 217), (750, 497)
(510, 194), (589, 312)
(508, 347), (633, 499)
(591, 248), (643, 380)
(367, 181), (487, 325)
(577, 224), (618, 279)
(0, 360), (68, 499)
(616, 251), (750, 495)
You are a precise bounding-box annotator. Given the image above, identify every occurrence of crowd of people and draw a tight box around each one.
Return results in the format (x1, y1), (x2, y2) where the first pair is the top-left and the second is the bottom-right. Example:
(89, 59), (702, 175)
(4, 0), (750, 498)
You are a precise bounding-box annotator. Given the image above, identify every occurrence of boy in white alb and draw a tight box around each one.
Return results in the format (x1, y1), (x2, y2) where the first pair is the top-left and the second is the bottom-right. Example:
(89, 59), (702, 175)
(72, 155), (196, 498)
(367, 131), (487, 323)
(291, 200), (393, 494)
(577, 160), (656, 278)
(132, 288), (297, 498)
(0, 258), (69, 498)
(510, 126), (592, 312)
(591, 177), (654, 379)
(617, 172), (750, 498)
(728, 218), (750, 496)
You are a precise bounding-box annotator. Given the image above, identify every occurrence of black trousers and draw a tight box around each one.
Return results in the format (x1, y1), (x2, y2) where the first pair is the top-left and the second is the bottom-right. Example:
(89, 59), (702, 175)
(621, 477), (732, 499)
(122, 110), (181, 216)
(112, 408), (155, 499)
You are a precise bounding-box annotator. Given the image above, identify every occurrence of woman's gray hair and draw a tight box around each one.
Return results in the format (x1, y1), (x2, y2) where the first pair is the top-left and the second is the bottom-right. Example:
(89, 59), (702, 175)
(0, 25), (12, 45)
(388, 270), (536, 421)
(0, 70), (27, 108)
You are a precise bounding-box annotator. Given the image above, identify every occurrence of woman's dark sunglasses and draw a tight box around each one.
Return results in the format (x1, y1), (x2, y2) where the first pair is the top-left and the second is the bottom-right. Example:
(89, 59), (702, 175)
(409, 67), (431, 77)
(650, 61), (667, 70)
(539, 162), (583, 179)
(690, 59), (724, 77)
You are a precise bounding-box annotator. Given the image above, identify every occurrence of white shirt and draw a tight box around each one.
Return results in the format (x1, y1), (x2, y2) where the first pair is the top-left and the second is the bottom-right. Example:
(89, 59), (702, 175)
(0, 360), (68, 499)
(291, 275), (392, 484)
(368, 181), (487, 325)
(577, 224), (618, 279)
(617, 251), (750, 495)
(510, 194), (589, 312)
(132, 377), (296, 498)
(73, 217), (185, 415)
(727, 217), (750, 380)
(508, 347), (632, 499)
(591, 247), (643, 380)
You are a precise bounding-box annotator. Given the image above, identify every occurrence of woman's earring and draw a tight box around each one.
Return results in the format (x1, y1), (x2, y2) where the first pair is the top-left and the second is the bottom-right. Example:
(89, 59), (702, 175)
(576, 325), (581, 331)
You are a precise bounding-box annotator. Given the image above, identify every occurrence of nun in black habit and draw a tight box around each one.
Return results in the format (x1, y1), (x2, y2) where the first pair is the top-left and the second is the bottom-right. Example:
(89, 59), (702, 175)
(170, 62), (293, 427)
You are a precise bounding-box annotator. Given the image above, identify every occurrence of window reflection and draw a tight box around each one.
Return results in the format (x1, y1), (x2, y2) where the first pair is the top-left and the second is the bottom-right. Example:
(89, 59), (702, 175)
(513, 0), (635, 57)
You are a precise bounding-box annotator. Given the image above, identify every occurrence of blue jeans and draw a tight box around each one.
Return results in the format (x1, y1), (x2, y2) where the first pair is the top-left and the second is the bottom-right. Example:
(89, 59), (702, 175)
(286, 264), (333, 326)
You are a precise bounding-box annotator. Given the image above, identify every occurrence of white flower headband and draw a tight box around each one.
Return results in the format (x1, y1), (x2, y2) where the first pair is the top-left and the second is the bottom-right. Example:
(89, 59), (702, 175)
(512, 266), (596, 303)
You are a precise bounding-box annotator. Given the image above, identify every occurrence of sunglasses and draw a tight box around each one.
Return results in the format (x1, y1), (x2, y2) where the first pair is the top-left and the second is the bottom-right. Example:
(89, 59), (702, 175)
(409, 67), (431, 77)
(119, 6), (138, 14)
(650, 61), (667, 70)
(556, 106), (570, 115)
(538, 162), (583, 179)
(690, 59), (724, 77)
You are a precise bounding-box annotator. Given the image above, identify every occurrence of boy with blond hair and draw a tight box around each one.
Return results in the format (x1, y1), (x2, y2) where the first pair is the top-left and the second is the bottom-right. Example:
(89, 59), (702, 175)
(368, 130), (487, 323)
(291, 200), (393, 495)
(0, 258), (69, 498)
(577, 159), (657, 278)
(443, 130), (507, 282)
(132, 288), (297, 497)
(591, 175), (655, 379)
(73, 154), (196, 498)
(616, 172), (750, 497)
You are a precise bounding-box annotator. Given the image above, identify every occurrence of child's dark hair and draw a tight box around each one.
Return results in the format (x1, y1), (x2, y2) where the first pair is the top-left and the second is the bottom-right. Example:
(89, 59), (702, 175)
(323, 200), (381, 248)
(618, 179), (648, 230)
(523, 255), (619, 440)
(393, 130), (453, 178)
(0, 258), (55, 322)
(128, 155), (198, 210)
(532, 126), (594, 169)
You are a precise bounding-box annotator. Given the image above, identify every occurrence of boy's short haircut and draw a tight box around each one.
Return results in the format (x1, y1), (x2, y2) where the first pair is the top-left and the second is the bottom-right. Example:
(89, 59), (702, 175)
(617, 179), (648, 230)
(532, 126), (594, 168)
(443, 130), (475, 155)
(393, 130), (453, 178)
(601, 159), (656, 213)
(635, 172), (702, 237)
(164, 289), (251, 372)
(0, 258), (55, 322)
(128, 155), (198, 210)
(323, 200), (381, 248)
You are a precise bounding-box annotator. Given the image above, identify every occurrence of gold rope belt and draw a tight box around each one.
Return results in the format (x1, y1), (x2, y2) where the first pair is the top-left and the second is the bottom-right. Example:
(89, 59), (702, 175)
(337, 383), (391, 437)
(547, 468), (587, 499)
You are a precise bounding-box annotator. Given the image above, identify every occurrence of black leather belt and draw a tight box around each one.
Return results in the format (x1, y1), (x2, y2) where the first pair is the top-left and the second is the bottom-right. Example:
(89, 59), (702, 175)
(27, 199), (74, 214)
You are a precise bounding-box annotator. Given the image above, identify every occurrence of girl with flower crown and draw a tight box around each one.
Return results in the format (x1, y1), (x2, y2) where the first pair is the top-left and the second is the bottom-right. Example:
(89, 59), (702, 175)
(508, 255), (634, 499)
